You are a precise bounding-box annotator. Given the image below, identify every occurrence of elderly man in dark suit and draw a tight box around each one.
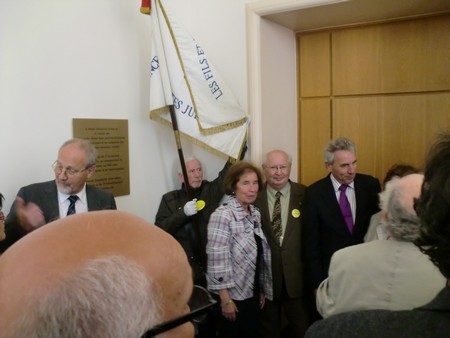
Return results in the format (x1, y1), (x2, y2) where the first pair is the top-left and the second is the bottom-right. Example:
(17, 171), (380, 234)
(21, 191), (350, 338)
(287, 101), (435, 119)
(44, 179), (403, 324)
(255, 150), (309, 338)
(303, 137), (381, 293)
(0, 138), (116, 252)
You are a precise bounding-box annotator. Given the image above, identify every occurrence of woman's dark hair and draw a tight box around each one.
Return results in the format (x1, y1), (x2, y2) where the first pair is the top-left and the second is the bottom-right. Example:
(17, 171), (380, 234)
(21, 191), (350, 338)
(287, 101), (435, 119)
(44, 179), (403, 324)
(223, 161), (263, 195)
(382, 163), (419, 188)
(0, 193), (4, 210)
(414, 132), (450, 279)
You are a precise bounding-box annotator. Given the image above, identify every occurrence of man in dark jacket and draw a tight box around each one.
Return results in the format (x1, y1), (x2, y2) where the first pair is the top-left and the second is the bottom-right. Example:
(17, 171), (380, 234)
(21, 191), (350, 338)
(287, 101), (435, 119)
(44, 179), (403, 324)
(155, 157), (231, 286)
(1, 138), (116, 253)
(155, 156), (233, 338)
(255, 150), (309, 338)
(305, 132), (450, 338)
(303, 137), (381, 291)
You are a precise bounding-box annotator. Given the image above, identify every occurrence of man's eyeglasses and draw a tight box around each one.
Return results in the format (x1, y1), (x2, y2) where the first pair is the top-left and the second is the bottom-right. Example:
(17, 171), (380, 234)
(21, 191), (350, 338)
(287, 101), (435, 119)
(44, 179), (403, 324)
(52, 161), (90, 177)
(142, 285), (217, 337)
(266, 165), (290, 173)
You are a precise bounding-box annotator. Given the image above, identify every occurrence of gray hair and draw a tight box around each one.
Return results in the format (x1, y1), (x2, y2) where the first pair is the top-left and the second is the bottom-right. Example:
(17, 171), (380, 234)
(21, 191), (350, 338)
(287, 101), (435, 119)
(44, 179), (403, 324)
(179, 156), (202, 177)
(379, 173), (424, 241)
(60, 138), (98, 168)
(262, 150), (292, 166)
(323, 137), (356, 165)
(10, 255), (163, 338)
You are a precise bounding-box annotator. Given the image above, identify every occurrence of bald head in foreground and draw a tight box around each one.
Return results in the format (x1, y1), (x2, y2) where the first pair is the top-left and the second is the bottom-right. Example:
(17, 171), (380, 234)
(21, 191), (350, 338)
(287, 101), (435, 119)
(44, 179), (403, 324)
(0, 210), (194, 338)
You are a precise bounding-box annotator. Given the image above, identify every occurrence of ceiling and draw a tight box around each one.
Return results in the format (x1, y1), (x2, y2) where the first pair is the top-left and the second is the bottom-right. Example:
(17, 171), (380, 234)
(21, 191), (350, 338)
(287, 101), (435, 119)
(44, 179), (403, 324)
(263, 0), (450, 32)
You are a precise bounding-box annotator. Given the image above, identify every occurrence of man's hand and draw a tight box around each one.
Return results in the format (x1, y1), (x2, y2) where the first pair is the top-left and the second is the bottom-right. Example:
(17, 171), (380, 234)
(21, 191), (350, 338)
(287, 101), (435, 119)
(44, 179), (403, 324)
(183, 199), (198, 216)
(15, 197), (46, 233)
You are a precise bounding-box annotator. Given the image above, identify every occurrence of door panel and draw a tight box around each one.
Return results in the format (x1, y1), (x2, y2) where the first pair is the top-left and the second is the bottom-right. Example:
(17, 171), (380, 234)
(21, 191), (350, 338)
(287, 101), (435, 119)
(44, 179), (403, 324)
(298, 14), (450, 185)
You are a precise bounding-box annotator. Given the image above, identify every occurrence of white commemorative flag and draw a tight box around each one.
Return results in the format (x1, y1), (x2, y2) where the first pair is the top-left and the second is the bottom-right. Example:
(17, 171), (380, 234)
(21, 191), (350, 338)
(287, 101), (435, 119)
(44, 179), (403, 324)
(148, 0), (248, 160)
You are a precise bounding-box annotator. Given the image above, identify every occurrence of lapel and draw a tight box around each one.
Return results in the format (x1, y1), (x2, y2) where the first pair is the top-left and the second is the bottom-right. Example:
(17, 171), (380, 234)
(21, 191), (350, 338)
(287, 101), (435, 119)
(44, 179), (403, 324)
(323, 175), (342, 214)
(85, 185), (96, 211)
(353, 174), (366, 228)
(42, 181), (60, 222)
(283, 182), (302, 241)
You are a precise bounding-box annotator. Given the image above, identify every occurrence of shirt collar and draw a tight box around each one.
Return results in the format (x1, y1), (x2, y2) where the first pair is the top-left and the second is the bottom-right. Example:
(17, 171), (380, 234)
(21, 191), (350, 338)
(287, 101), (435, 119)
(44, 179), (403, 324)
(266, 181), (291, 198)
(57, 184), (87, 204)
(227, 196), (260, 222)
(330, 174), (354, 192)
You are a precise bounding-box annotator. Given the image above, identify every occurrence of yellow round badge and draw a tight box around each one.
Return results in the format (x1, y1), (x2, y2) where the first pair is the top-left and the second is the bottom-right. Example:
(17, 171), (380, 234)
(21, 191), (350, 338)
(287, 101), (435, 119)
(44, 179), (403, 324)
(292, 209), (300, 218)
(196, 199), (206, 211)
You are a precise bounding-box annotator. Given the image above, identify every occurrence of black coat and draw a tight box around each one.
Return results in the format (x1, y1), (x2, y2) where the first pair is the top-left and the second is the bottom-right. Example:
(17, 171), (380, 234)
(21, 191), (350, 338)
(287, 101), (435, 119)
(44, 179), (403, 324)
(155, 162), (229, 284)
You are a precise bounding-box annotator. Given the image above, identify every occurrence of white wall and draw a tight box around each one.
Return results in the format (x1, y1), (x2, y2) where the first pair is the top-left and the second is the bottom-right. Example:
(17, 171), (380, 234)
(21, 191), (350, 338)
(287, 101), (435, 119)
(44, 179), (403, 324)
(0, 0), (297, 222)
(0, 0), (249, 220)
(260, 18), (297, 177)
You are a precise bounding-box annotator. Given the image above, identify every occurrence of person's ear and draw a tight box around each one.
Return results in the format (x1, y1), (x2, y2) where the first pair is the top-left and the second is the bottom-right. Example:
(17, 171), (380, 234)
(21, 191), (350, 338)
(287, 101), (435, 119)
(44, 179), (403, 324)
(86, 165), (96, 178)
(178, 172), (184, 183)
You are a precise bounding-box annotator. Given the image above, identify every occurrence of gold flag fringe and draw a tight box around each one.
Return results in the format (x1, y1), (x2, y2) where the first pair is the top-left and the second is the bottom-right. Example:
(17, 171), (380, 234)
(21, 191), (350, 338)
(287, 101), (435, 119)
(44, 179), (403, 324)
(149, 109), (247, 161)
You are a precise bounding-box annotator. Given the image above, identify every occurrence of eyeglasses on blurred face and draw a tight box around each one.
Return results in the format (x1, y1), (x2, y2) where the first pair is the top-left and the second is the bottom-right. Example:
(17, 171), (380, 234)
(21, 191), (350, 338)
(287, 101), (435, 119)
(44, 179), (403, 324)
(141, 285), (218, 337)
(266, 165), (289, 173)
(52, 161), (90, 177)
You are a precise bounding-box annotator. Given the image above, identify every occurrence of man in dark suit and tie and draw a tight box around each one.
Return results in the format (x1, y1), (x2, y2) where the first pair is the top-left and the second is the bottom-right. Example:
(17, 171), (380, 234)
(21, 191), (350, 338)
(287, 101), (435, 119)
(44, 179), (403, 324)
(255, 150), (310, 338)
(303, 137), (380, 294)
(0, 138), (116, 253)
(305, 132), (450, 338)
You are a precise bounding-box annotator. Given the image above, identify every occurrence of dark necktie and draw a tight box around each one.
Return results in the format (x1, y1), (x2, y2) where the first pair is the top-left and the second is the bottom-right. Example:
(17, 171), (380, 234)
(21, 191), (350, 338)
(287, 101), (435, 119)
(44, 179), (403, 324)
(67, 195), (79, 216)
(272, 191), (282, 241)
(339, 185), (354, 233)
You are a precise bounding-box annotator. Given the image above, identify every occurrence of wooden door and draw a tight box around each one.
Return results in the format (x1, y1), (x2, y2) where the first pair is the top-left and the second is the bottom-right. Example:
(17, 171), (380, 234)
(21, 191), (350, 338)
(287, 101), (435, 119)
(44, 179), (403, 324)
(297, 14), (450, 185)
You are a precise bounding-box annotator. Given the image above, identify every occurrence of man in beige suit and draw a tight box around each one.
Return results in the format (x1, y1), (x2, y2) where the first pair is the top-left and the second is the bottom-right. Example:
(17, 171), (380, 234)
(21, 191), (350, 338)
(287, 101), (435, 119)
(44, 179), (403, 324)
(255, 150), (309, 338)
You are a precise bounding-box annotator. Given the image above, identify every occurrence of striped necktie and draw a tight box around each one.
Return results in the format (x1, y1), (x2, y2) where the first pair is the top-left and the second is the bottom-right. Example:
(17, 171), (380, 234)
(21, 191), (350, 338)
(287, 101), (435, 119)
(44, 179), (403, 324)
(272, 191), (282, 241)
(67, 195), (79, 216)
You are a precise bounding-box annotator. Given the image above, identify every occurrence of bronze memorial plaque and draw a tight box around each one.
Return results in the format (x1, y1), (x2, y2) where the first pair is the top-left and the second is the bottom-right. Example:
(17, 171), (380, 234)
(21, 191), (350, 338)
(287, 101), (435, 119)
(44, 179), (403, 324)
(73, 118), (130, 197)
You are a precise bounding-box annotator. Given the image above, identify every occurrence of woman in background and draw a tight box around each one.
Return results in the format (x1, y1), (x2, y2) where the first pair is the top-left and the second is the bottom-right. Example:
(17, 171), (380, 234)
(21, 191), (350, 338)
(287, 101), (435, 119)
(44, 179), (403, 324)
(206, 161), (272, 338)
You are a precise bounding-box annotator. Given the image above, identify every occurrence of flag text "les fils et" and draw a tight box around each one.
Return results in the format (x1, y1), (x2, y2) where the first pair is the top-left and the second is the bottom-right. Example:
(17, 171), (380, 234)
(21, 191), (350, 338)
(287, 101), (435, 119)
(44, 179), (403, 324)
(196, 44), (223, 100)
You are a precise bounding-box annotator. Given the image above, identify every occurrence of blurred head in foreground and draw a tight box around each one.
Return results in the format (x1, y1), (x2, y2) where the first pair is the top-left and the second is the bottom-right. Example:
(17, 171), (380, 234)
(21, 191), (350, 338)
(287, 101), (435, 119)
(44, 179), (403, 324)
(0, 210), (194, 338)
(379, 173), (424, 241)
(415, 132), (450, 281)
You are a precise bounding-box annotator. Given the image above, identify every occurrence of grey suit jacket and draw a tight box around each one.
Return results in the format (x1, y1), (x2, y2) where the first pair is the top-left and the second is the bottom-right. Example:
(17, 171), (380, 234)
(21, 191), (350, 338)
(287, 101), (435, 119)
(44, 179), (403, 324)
(1, 180), (116, 252)
(254, 180), (307, 299)
(316, 240), (445, 318)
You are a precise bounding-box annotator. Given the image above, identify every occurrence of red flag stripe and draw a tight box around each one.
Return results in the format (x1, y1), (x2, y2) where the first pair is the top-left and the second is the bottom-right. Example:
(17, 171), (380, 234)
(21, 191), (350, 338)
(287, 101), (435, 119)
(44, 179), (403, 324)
(140, 0), (151, 14)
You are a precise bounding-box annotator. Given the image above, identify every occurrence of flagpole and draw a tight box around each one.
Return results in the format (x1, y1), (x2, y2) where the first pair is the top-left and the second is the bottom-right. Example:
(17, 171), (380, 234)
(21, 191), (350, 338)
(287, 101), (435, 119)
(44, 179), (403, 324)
(152, 0), (206, 270)
(169, 107), (191, 198)
(169, 100), (207, 273)
(151, 0), (189, 189)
